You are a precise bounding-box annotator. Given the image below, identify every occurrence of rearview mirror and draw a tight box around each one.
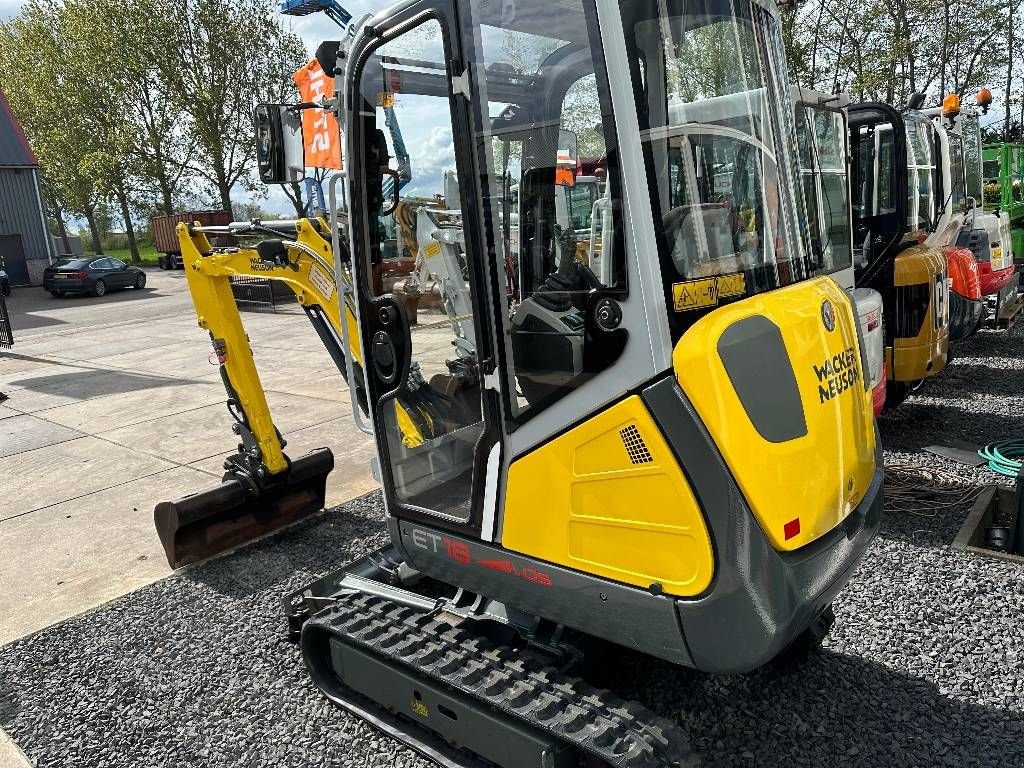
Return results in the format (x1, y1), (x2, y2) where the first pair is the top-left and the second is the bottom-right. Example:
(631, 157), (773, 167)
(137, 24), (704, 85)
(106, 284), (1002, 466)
(255, 103), (306, 185)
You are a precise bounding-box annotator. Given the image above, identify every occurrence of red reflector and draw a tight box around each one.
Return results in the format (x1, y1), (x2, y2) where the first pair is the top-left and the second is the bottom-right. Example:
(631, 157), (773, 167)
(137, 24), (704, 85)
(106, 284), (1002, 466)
(784, 518), (801, 540)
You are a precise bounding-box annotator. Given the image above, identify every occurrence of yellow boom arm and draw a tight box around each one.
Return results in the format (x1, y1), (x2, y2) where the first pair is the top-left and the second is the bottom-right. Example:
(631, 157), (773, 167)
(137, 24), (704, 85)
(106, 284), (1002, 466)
(177, 219), (362, 477)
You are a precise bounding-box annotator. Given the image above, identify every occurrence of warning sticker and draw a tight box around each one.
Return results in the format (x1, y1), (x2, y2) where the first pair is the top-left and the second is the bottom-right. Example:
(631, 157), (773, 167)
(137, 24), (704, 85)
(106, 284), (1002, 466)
(308, 264), (335, 301)
(672, 277), (718, 312)
(716, 272), (746, 298)
(672, 273), (748, 312)
(423, 241), (441, 260)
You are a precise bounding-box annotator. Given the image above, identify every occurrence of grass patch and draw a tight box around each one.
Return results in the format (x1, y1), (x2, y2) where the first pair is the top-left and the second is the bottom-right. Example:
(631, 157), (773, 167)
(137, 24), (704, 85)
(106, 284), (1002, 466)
(84, 243), (161, 265)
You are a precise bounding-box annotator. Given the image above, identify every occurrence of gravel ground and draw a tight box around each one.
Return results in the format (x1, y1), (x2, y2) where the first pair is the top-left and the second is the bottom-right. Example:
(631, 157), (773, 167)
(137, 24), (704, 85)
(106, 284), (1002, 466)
(2, 323), (1024, 767)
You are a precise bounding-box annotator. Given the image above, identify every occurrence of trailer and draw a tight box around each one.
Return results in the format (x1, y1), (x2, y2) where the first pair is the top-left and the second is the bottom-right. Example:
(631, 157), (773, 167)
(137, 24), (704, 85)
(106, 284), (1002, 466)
(151, 211), (232, 269)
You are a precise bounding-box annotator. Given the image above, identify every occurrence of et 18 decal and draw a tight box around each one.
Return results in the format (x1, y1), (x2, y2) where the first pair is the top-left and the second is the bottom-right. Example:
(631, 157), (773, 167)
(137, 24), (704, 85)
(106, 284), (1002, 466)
(408, 527), (552, 588)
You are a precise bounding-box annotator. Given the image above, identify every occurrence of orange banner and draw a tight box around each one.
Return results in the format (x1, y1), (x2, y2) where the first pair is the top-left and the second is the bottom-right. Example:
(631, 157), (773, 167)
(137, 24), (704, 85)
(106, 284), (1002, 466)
(292, 58), (342, 170)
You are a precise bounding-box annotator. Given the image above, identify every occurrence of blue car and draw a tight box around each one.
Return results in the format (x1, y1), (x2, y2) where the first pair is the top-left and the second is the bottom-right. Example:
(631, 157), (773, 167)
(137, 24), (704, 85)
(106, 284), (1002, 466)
(43, 256), (147, 298)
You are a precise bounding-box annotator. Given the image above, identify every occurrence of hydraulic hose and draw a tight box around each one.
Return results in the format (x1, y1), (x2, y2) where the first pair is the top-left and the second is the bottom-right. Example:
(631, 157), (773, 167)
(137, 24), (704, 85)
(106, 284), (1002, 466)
(978, 440), (1024, 477)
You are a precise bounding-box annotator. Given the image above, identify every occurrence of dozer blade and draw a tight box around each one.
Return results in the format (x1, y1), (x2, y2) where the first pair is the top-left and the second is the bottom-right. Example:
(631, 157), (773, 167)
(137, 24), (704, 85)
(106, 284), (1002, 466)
(154, 448), (334, 569)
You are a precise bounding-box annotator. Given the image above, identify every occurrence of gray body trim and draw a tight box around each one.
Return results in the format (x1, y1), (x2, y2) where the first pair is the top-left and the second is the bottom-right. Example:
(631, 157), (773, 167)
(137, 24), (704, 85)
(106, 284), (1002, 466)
(396, 523), (695, 666)
(716, 315), (808, 443)
(641, 377), (882, 673)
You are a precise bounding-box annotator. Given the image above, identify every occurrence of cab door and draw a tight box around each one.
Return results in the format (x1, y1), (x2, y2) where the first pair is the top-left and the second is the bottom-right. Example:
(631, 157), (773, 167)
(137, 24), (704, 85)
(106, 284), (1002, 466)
(347, 5), (502, 539)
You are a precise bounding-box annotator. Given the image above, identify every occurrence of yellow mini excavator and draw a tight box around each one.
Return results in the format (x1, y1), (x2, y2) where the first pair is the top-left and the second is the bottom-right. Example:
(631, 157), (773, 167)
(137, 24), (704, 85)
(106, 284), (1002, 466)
(157, 0), (884, 763)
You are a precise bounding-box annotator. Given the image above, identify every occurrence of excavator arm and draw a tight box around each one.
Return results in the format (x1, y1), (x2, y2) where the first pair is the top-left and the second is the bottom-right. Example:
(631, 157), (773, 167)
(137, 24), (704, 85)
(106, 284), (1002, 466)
(154, 218), (362, 568)
(181, 218), (362, 472)
(155, 217), (450, 568)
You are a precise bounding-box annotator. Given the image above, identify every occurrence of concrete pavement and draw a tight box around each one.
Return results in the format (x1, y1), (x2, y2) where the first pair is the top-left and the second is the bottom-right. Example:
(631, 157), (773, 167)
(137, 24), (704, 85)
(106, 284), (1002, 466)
(0, 270), (378, 647)
(0, 727), (29, 768)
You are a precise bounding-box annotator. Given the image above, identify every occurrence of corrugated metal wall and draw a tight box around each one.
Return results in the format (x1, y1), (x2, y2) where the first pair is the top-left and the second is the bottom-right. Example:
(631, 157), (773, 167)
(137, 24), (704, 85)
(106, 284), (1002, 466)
(0, 167), (51, 284)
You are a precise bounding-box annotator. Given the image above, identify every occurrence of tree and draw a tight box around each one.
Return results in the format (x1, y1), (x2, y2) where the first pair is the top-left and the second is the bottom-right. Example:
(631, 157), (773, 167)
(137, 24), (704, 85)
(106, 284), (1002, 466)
(784, 0), (1011, 109)
(155, 0), (307, 212)
(0, 0), (109, 253)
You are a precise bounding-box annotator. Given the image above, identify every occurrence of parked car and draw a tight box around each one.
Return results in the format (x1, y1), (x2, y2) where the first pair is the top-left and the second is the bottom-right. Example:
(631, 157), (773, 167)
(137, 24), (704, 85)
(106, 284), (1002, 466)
(43, 256), (147, 297)
(0, 269), (9, 296)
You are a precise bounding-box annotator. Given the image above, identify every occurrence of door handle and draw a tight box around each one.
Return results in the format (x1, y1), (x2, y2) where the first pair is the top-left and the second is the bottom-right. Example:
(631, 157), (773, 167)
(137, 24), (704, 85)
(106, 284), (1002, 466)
(371, 331), (398, 383)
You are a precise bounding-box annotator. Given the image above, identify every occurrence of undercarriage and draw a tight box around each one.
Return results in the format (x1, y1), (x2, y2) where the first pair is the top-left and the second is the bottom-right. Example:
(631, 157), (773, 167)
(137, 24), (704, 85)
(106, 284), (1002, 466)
(286, 548), (697, 768)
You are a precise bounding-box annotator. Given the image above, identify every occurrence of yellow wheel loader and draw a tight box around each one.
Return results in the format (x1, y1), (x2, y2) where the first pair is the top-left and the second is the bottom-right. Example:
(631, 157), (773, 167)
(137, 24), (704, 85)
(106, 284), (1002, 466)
(158, 0), (884, 763)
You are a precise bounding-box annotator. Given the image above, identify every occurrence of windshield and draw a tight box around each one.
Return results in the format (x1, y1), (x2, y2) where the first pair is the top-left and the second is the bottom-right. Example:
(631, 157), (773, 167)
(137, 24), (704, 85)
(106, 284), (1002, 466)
(54, 258), (88, 269)
(796, 103), (852, 276)
(621, 0), (806, 330)
(962, 114), (984, 202)
(904, 112), (937, 232)
(947, 129), (968, 214)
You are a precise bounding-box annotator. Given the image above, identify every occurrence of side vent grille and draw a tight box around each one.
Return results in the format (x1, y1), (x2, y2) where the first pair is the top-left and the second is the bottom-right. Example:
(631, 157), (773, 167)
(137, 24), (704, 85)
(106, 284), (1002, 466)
(619, 424), (653, 465)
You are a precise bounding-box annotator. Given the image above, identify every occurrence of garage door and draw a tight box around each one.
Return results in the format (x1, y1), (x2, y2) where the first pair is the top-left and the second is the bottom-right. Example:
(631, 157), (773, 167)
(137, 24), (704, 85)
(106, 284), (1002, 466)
(0, 234), (28, 286)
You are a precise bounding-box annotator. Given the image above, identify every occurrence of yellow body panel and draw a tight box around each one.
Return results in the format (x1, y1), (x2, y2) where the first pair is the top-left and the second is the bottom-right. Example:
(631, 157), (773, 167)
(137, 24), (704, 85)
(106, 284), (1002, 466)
(502, 396), (714, 597)
(888, 244), (948, 382)
(674, 277), (876, 551)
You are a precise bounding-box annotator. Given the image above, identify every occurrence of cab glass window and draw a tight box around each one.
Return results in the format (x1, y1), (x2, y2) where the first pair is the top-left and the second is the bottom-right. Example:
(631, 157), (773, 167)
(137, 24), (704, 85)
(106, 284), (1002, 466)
(462, 0), (627, 423)
(796, 104), (852, 276)
(621, 0), (809, 338)
(905, 113), (937, 232)
(962, 114), (983, 202)
(948, 134), (968, 214)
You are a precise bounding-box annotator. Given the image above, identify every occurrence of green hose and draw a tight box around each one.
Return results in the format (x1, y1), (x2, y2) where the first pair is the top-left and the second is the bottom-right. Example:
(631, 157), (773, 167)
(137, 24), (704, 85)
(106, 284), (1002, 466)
(978, 440), (1024, 477)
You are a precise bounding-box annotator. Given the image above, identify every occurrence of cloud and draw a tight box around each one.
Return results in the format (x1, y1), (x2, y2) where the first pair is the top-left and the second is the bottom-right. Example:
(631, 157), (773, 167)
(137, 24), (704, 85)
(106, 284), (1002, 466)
(400, 122), (455, 197)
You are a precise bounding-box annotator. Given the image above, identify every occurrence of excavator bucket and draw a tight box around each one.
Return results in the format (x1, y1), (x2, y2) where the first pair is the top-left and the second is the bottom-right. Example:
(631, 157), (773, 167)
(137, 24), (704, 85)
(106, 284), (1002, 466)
(154, 448), (334, 569)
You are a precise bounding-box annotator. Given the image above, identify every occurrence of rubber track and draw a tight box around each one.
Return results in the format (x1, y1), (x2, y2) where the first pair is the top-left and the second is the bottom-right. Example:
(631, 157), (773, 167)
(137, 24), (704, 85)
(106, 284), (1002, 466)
(306, 591), (696, 768)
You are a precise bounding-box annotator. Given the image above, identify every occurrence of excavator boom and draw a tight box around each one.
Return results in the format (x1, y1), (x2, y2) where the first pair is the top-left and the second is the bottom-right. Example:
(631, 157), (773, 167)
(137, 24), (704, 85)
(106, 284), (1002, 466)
(154, 218), (359, 568)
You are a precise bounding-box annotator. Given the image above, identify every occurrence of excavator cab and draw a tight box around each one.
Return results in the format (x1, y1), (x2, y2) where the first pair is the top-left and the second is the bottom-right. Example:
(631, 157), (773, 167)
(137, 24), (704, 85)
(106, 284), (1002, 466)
(848, 103), (949, 407)
(281, 0), (882, 763)
(162, 0), (882, 763)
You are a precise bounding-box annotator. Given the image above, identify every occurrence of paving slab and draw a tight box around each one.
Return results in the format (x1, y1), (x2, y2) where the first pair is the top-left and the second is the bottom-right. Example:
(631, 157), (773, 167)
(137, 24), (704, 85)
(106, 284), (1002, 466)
(0, 352), (66, 377)
(264, 371), (352, 404)
(89, 341), (219, 380)
(37, 381), (226, 433)
(0, 467), (207, 644)
(3, 369), (194, 413)
(0, 728), (30, 768)
(0, 415), (84, 458)
(0, 437), (175, 521)
(0, 360), (97, 391)
(49, 335), (183, 363)
(96, 392), (340, 466)
(0, 407), (18, 421)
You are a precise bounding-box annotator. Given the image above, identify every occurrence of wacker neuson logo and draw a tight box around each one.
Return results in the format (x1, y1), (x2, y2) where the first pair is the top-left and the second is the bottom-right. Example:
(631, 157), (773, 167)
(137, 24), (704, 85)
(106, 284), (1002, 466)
(813, 347), (860, 403)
